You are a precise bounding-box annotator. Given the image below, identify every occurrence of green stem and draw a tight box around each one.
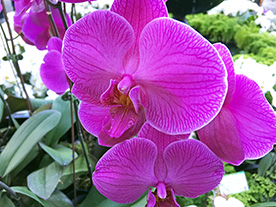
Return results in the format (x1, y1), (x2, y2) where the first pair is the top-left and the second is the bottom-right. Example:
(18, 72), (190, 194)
(74, 99), (93, 186)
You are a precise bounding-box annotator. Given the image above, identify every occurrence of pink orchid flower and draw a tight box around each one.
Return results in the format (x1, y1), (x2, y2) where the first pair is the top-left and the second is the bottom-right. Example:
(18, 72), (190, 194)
(40, 37), (69, 94)
(14, 12), (35, 46)
(22, 8), (71, 50)
(63, 0), (227, 146)
(197, 43), (276, 165)
(13, 0), (44, 15)
(93, 123), (224, 206)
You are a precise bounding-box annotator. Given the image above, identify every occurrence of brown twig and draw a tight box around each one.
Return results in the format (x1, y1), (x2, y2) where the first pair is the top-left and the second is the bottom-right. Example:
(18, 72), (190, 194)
(1, 0), (33, 115)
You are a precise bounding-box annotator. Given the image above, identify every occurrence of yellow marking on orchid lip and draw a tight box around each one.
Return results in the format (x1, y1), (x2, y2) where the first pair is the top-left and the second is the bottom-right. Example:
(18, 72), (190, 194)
(119, 93), (132, 107)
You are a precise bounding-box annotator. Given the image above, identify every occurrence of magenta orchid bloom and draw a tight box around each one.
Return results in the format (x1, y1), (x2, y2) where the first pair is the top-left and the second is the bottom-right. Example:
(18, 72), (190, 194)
(14, 13), (35, 45)
(40, 37), (69, 94)
(13, 0), (44, 15)
(93, 123), (224, 206)
(22, 8), (71, 50)
(63, 0), (227, 146)
(197, 43), (276, 165)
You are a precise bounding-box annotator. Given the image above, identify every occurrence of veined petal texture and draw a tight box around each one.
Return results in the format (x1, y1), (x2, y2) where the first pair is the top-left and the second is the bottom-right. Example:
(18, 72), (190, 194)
(227, 75), (276, 161)
(63, 10), (134, 101)
(134, 18), (227, 134)
(138, 122), (189, 181)
(111, 0), (168, 74)
(213, 43), (236, 106)
(164, 139), (224, 197)
(197, 107), (245, 165)
(93, 138), (158, 203)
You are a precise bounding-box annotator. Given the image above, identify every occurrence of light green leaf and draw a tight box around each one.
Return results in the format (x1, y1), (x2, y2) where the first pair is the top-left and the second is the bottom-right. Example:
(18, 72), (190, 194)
(44, 96), (75, 146)
(57, 155), (96, 190)
(44, 190), (73, 207)
(258, 152), (276, 176)
(27, 162), (64, 200)
(251, 202), (276, 207)
(39, 143), (77, 166)
(0, 110), (61, 177)
(11, 186), (48, 206)
(10, 145), (39, 177)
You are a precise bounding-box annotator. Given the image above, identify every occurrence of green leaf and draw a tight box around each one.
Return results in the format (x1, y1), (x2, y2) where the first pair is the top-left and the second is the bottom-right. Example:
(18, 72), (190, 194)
(0, 88), (4, 120)
(80, 186), (129, 207)
(10, 145), (39, 177)
(44, 190), (73, 207)
(57, 155), (96, 190)
(11, 186), (48, 206)
(273, 84), (276, 92)
(0, 110), (61, 177)
(44, 96), (75, 146)
(265, 91), (273, 105)
(27, 162), (64, 200)
(5, 96), (53, 114)
(39, 142), (77, 166)
(0, 195), (15, 207)
(258, 152), (276, 176)
(251, 202), (276, 207)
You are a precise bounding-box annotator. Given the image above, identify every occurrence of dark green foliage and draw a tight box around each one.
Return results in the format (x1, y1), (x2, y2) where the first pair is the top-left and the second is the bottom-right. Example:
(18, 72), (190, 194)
(186, 13), (276, 65)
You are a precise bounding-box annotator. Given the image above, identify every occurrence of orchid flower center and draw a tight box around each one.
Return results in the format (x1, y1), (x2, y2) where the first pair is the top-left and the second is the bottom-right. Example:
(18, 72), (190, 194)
(101, 75), (136, 109)
(152, 183), (176, 206)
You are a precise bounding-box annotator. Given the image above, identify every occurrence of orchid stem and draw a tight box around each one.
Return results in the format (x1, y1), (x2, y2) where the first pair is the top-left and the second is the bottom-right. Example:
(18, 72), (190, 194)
(0, 181), (23, 207)
(70, 3), (75, 23)
(1, 0), (33, 116)
(68, 84), (77, 206)
(73, 99), (93, 186)
(0, 24), (22, 97)
(43, 0), (60, 38)
(57, 2), (68, 30)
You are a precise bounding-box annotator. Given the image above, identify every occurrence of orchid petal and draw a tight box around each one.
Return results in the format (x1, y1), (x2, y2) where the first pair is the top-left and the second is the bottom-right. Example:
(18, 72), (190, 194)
(63, 10), (134, 102)
(213, 43), (236, 105)
(98, 109), (146, 147)
(228, 75), (276, 160)
(134, 18), (227, 134)
(138, 122), (189, 181)
(197, 107), (245, 165)
(146, 190), (156, 207)
(93, 138), (158, 203)
(104, 106), (138, 138)
(48, 37), (62, 52)
(35, 28), (51, 50)
(129, 86), (141, 113)
(40, 50), (69, 94)
(72, 85), (100, 105)
(78, 102), (110, 137)
(164, 139), (224, 197)
(111, 0), (168, 74)
(22, 13), (45, 44)
(100, 79), (119, 105)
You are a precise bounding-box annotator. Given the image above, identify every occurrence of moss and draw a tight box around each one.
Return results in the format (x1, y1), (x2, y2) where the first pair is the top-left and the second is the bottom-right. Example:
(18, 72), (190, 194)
(186, 13), (276, 65)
